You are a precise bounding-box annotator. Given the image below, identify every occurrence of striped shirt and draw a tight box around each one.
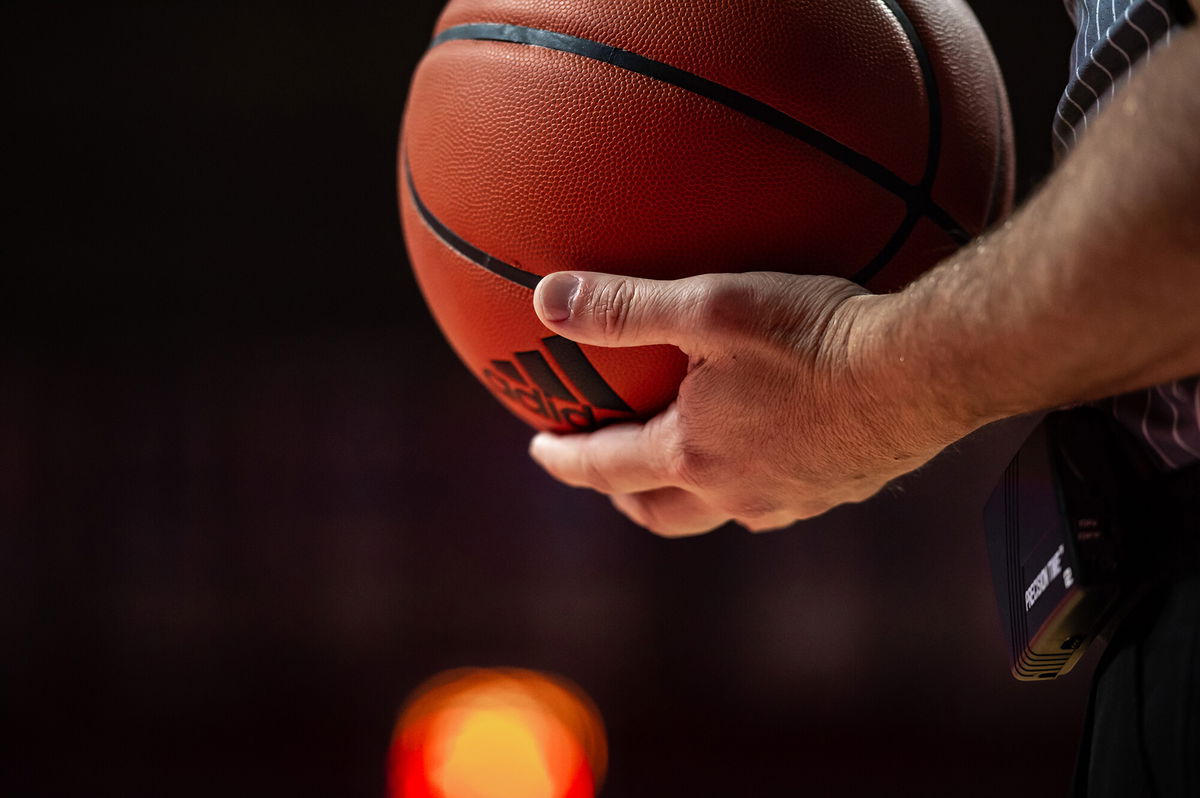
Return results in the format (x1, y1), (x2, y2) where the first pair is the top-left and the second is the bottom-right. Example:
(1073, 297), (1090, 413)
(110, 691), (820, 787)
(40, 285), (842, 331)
(1055, 0), (1200, 471)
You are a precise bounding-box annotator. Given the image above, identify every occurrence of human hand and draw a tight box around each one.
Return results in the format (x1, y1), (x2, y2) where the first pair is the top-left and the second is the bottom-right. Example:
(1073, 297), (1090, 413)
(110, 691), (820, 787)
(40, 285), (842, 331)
(527, 270), (978, 536)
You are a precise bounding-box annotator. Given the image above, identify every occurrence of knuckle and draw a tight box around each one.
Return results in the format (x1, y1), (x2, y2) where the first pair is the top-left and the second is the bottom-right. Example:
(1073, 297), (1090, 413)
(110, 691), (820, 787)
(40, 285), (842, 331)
(724, 495), (780, 524)
(589, 278), (639, 341)
(671, 446), (720, 488)
(635, 501), (672, 537)
(577, 450), (614, 494)
(692, 277), (756, 339)
(615, 494), (667, 536)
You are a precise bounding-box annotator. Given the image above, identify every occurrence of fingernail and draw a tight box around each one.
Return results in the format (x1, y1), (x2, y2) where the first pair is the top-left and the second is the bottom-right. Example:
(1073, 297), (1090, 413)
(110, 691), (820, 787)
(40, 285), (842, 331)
(538, 273), (580, 323)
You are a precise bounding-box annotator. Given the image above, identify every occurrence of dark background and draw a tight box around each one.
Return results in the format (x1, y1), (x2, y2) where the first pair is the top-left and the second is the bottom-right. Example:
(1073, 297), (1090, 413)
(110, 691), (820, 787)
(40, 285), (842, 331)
(4, 2), (1082, 796)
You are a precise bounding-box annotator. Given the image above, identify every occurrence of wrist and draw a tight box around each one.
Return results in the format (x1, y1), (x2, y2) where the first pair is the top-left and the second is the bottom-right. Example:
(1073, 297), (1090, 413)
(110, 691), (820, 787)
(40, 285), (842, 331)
(841, 292), (991, 447)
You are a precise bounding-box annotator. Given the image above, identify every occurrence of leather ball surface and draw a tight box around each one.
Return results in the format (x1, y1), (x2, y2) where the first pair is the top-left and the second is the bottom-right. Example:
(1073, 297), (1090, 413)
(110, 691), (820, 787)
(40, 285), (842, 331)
(400, 0), (1013, 432)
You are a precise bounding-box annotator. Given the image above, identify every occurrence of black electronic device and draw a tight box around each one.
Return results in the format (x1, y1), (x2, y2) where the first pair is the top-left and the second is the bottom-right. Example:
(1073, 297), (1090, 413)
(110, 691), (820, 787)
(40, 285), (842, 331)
(983, 408), (1153, 680)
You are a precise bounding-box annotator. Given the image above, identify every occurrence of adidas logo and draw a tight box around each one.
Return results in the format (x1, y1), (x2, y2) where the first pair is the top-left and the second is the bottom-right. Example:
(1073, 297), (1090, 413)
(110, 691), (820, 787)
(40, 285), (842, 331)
(482, 336), (633, 430)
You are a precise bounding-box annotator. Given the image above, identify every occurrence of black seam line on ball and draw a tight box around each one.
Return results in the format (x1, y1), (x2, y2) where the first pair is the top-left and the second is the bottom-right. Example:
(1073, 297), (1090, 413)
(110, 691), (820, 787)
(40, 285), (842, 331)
(404, 159), (542, 290)
(430, 23), (970, 256)
(880, 0), (942, 196)
(853, 0), (953, 285)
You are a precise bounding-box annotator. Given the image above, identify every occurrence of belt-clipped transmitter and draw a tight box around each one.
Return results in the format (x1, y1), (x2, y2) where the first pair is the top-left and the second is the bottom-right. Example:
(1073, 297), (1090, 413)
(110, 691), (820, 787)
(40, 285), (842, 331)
(983, 407), (1156, 680)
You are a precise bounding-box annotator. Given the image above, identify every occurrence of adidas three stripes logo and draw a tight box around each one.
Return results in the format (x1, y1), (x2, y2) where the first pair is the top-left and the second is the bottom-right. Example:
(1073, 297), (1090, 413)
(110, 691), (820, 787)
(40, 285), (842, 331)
(482, 336), (633, 429)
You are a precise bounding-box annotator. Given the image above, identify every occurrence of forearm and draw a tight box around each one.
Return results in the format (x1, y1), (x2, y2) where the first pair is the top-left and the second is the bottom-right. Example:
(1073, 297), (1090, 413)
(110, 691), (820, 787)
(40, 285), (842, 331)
(859, 20), (1200, 434)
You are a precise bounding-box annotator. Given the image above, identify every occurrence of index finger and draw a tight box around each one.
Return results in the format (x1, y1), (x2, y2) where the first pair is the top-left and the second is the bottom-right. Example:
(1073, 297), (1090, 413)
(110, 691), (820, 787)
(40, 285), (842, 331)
(528, 415), (679, 495)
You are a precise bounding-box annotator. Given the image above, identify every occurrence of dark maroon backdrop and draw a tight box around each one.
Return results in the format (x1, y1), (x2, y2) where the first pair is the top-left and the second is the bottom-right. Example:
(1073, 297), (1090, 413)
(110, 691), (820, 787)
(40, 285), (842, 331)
(4, 2), (1086, 796)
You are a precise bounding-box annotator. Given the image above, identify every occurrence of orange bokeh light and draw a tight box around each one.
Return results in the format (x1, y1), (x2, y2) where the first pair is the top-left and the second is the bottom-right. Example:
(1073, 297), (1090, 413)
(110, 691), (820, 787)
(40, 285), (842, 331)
(389, 668), (607, 798)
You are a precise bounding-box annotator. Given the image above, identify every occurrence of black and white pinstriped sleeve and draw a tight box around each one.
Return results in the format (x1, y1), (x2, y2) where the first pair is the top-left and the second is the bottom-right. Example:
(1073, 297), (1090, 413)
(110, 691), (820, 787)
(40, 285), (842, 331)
(1055, 0), (1199, 471)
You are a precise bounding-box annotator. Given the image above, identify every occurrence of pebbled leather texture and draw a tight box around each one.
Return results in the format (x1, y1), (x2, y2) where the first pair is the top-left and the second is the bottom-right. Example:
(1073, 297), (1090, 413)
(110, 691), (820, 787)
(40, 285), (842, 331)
(400, 0), (1014, 432)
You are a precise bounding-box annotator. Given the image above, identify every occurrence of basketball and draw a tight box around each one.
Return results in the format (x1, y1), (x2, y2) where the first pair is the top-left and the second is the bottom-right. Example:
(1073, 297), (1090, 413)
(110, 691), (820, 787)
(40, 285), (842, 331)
(400, 0), (1013, 432)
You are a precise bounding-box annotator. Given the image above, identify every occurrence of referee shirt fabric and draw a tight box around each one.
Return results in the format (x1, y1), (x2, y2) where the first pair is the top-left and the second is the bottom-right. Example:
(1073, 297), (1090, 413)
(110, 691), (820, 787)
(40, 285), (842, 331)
(1056, 0), (1200, 473)
(1056, 4), (1200, 795)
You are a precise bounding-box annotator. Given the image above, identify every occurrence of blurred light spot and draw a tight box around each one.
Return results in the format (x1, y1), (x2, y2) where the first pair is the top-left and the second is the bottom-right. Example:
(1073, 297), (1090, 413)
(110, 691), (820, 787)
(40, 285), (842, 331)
(436, 706), (555, 798)
(390, 668), (606, 798)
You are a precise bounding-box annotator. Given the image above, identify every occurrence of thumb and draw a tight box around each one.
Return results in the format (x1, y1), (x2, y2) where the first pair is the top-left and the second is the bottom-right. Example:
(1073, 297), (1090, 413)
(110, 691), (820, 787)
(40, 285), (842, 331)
(533, 271), (710, 350)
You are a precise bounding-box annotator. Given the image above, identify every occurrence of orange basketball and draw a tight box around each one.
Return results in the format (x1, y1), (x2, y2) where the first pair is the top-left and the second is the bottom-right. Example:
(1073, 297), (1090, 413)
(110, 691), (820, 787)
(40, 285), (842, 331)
(400, 0), (1013, 432)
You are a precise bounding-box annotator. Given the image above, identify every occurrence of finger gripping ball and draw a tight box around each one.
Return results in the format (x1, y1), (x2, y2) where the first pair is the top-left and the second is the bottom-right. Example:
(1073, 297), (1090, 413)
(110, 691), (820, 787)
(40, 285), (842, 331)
(400, 0), (1013, 432)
